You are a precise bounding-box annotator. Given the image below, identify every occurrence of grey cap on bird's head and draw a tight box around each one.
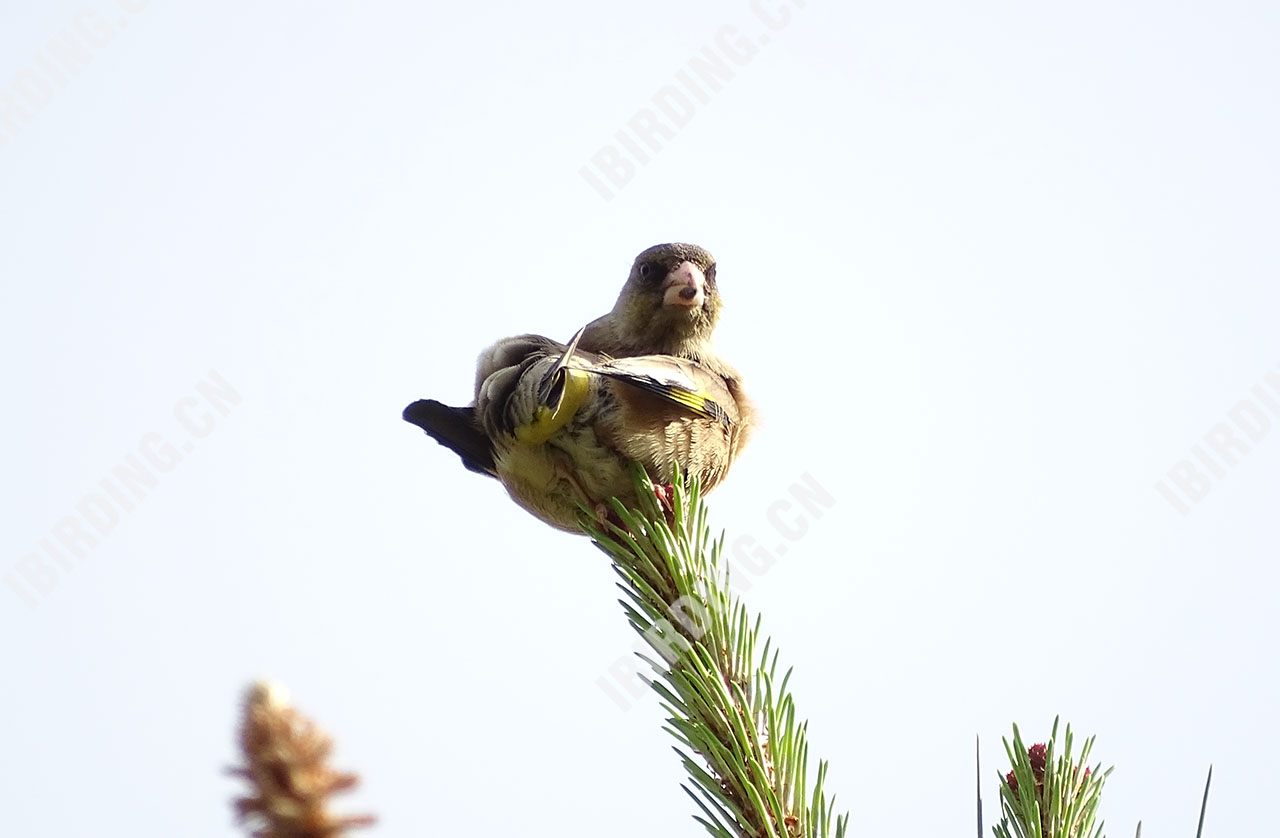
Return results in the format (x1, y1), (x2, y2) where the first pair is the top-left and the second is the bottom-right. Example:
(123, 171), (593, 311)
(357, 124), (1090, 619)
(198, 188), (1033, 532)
(608, 242), (721, 352)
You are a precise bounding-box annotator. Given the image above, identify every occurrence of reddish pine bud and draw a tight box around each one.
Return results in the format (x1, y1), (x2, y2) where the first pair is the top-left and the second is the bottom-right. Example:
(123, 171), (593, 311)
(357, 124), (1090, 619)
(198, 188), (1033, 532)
(1028, 743), (1048, 781)
(1006, 770), (1018, 793)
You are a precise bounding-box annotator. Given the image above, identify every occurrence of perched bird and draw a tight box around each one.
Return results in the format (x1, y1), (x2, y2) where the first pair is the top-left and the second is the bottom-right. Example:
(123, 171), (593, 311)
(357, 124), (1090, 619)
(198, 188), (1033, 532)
(404, 328), (752, 532)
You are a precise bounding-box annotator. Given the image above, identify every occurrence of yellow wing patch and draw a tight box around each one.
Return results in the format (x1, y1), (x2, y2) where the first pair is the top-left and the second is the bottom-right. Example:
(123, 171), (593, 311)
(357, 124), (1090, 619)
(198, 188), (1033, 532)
(655, 385), (729, 424)
(514, 368), (591, 445)
(599, 371), (731, 425)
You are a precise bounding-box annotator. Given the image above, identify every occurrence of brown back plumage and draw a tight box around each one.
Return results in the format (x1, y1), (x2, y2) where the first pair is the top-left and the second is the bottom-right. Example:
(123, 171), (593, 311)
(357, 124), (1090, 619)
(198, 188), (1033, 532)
(589, 355), (751, 495)
(476, 335), (752, 530)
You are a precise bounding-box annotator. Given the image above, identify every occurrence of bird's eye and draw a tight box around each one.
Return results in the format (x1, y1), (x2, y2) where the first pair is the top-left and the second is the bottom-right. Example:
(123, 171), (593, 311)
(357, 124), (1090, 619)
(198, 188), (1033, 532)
(638, 262), (656, 282)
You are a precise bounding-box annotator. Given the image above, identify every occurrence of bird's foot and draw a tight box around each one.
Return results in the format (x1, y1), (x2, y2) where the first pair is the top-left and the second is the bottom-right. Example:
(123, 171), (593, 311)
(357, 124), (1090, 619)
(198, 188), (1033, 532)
(594, 502), (627, 533)
(652, 483), (680, 530)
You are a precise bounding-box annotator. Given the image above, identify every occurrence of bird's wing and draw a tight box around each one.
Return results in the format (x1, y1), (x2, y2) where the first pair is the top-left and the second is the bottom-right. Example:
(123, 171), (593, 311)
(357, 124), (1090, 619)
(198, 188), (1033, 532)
(578, 354), (737, 426)
(402, 400), (497, 476)
(474, 333), (570, 395)
(534, 327), (588, 406)
(507, 328), (595, 444)
(472, 329), (597, 445)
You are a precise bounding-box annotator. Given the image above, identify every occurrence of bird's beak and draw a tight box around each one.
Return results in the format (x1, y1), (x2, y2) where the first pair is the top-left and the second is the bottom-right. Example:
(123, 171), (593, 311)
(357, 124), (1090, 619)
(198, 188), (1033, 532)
(661, 261), (706, 309)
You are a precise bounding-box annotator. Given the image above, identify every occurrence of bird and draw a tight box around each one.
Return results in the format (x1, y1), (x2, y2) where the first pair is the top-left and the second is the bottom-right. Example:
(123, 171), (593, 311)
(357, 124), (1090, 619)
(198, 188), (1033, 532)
(403, 242), (753, 532)
(404, 327), (752, 533)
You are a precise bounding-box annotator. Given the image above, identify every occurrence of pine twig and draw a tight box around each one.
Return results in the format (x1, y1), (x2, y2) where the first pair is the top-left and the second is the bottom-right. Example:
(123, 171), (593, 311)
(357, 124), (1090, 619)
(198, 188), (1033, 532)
(586, 466), (848, 838)
(995, 717), (1112, 838)
(229, 682), (375, 838)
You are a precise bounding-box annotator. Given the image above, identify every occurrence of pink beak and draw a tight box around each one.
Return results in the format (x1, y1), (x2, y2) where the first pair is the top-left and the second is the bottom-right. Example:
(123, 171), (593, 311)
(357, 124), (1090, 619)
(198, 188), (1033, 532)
(661, 261), (706, 309)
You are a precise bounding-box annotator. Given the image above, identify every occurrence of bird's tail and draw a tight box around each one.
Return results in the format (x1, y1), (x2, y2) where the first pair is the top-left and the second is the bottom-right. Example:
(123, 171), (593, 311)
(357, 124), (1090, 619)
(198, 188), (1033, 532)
(402, 400), (497, 476)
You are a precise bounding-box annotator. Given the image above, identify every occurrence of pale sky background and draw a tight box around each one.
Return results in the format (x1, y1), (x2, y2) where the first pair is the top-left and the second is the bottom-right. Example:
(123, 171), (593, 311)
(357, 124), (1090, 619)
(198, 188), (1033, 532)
(2, 1), (1278, 835)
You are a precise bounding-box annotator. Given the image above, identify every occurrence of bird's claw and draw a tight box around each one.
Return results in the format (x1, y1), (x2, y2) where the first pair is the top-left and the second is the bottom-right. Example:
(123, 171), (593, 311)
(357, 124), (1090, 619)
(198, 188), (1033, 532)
(653, 483), (675, 511)
(594, 502), (627, 533)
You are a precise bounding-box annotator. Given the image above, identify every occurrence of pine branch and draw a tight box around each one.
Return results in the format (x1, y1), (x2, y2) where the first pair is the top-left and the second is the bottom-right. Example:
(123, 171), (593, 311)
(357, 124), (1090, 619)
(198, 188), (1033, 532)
(229, 682), (375, 838)
(586, 465), (848, 838)
(994, 717), (1112, 838)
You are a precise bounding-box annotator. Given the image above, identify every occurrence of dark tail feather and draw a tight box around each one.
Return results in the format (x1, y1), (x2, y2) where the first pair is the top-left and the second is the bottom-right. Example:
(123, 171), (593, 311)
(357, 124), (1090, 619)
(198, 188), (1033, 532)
(403, 399), (497, 477)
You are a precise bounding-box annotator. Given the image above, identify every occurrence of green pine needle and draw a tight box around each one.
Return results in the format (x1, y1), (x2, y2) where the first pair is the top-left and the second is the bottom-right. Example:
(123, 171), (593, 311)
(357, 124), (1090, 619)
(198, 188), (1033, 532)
(585, 465), (849, 838)
(994, 717), (1113, 838)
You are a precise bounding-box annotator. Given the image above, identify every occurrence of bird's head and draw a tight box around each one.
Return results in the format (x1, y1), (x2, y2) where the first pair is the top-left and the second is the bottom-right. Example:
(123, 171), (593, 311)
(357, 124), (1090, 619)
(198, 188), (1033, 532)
(611, 243), (721, 356)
